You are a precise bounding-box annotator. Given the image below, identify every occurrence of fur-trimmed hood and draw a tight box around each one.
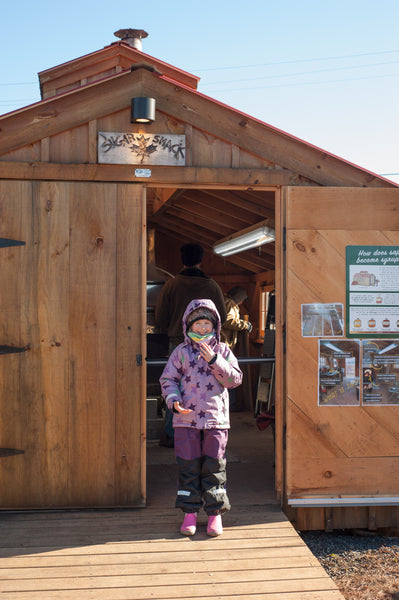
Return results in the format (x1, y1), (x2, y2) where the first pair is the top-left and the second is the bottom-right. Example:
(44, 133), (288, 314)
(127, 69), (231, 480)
(182, 298), (221, 342)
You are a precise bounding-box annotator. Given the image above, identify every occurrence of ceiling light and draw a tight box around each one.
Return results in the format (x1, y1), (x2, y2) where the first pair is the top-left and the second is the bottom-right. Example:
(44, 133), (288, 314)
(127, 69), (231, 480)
(213, 221), (275, 257)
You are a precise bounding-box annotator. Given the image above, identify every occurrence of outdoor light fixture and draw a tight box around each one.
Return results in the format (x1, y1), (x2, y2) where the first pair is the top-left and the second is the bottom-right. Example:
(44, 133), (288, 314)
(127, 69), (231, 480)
(213, 220), (275, 257)
(131, 97), (156, 123)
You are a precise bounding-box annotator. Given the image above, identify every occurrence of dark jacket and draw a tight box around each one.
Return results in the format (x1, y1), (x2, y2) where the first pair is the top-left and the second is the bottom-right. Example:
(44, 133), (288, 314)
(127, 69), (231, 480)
(155, 267), (227, 345)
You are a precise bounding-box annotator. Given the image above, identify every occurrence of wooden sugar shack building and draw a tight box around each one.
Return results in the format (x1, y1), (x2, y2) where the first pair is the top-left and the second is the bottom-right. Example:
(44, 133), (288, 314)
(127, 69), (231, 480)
(0, 28), (398, 531)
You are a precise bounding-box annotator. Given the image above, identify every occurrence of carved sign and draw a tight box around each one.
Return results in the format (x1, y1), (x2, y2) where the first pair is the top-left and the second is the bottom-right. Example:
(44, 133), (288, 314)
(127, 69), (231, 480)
(98, 132), (186, 166)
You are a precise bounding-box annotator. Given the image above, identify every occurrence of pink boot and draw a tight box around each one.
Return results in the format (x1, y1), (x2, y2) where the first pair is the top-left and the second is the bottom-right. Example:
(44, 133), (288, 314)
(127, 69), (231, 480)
(180, 513), (197, 536)
(207, 514), (223, 536)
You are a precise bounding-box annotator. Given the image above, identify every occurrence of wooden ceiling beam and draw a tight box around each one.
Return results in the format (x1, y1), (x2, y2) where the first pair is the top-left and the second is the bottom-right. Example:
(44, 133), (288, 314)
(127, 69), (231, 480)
(177, 191), (262, 225)
(152, 222), (274, 274)
(173, 194), (254, 230)
(197, 189), (275, 220)
(213, 252), (273, 273)
(153, 214), (216, 245)
(151, 208), (226, 237)
(235, 189), (277, 208)
(153, 206), (233, 236)
(151, 188), (177, 213)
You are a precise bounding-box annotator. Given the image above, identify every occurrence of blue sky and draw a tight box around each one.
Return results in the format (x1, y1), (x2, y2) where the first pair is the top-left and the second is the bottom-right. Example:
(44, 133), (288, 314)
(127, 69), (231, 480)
(1, 0), (398, 183)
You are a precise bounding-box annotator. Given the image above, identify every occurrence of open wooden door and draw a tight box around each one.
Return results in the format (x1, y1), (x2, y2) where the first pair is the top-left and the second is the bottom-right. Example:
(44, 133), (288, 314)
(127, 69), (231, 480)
(282, 187), (399, 526)
(0, 181), (146, 509)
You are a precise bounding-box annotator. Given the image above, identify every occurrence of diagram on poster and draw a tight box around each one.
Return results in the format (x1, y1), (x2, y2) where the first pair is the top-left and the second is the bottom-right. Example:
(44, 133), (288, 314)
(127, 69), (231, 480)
(346, 246), (399, 337)
(301, 303), (344, 337)
(318, 339), (360, 406)
(362, 339), (399, 405)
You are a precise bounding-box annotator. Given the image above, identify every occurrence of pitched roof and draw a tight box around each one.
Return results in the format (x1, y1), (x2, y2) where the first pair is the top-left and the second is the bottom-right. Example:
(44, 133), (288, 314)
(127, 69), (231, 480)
(38, 40), (200, 99)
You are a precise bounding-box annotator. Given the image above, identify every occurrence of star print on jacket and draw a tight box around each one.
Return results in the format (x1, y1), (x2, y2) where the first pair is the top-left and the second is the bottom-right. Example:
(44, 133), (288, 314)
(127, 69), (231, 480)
(159, 298), (243, 430)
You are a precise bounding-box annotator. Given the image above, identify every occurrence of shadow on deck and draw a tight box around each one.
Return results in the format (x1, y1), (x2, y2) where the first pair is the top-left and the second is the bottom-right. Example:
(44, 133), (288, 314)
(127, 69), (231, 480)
(0, 413), (345, 599)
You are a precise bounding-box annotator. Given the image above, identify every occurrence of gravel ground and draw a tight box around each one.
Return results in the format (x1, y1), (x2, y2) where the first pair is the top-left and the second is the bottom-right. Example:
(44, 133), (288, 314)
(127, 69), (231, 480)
(300, 530), (399, 600)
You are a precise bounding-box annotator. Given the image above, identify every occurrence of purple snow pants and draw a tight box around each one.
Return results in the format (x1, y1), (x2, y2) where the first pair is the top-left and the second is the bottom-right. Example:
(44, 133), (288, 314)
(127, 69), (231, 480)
(174, 427), (230, 515)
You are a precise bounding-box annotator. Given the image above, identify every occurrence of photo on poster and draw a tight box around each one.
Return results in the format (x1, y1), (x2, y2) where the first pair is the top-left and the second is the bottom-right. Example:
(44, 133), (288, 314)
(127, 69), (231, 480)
(301, 303), (344, 337)
(362, 339), (399, 405)
(346, 246), (399, 337)
(318, 339), (360, 406)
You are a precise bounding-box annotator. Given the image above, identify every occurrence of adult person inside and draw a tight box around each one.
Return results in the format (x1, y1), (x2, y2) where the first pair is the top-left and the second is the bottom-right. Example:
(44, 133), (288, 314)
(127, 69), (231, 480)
(220, 286), (252, 411)
(155, 242), (227, 446)
(220, 286), (252, 350)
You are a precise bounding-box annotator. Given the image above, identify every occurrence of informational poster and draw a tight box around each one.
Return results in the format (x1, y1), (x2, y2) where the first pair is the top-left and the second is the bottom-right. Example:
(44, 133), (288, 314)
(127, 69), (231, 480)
(301, 303), (344, 337)
(318, 339), (360, 406)
(346, 246), (399, 337)
(362, 339), (399, 405)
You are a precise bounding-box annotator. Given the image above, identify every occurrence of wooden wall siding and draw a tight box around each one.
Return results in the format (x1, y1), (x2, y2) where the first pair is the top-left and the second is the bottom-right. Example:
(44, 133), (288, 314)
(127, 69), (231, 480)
(284, 188), (399, 502)
(1, 143), (41, 163)
(1, 112), (275, 173)
(0, 181), (145, 509)
(191, 130), (234, 168)
(49, 125), (90, 164)
(238, 148), (277, 169)
(295, 504), (399, 531)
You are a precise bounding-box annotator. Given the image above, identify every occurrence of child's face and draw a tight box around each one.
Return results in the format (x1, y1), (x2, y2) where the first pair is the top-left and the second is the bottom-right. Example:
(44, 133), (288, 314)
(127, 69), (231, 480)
(190, 318), (214, 335)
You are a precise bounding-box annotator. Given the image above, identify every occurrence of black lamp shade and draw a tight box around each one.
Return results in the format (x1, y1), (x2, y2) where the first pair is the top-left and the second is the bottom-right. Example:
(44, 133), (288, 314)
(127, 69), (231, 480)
(131, 97), (156, 123)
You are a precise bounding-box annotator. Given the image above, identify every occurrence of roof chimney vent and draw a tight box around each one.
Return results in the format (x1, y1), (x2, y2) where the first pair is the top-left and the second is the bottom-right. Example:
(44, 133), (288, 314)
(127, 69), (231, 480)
(114, 28), (148, 50)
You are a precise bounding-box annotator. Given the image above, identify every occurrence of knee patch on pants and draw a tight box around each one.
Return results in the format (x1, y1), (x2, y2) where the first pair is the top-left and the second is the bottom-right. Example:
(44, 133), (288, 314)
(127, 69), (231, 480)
(201, 456), (230, 515)
(175, 456), (202, 512)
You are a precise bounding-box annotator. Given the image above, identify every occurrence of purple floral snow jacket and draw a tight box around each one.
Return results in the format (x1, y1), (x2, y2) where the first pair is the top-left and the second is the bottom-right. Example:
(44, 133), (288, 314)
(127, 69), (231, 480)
(160, 298), (243, 430)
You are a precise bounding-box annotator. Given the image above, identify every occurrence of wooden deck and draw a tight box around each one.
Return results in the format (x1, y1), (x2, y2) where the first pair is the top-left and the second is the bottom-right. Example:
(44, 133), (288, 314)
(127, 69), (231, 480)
(0, 505), (345, 599)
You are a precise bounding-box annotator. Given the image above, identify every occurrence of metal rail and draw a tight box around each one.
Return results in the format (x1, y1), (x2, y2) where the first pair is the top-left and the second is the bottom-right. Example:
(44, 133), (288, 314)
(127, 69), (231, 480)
(146, 356), (275, 366)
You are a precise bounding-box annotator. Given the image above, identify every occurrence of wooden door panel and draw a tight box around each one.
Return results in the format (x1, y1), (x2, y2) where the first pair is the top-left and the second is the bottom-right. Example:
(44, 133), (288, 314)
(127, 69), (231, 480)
(0, 181), (145, 508)
(67, 182), (118, 506)
(0, 181), (32, 506)
(284, 187), (399, 499)
(115, 184), (146, 506)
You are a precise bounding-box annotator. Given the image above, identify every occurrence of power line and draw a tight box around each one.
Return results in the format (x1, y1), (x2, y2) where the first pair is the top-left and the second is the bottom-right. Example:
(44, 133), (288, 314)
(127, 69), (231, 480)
(201, 60), (399, 88)
(194, 50), (399, 72)
(0, 82), (37, 87)
(201, 71), (399, 93)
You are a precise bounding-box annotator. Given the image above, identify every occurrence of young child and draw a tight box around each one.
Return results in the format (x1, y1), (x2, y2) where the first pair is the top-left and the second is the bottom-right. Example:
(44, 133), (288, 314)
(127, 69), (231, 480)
(159, 298), (243, 537)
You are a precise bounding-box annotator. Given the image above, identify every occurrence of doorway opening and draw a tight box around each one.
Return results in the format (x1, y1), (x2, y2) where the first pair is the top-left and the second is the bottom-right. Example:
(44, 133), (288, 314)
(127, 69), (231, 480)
(144, 186), (278, 509)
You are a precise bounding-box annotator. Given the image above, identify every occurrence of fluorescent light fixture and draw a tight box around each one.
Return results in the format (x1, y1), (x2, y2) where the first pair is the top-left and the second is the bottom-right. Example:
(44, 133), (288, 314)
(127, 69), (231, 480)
(378, 343), (398, 355)
(213, 221), (275, 257)
(322, 342), (344, 353)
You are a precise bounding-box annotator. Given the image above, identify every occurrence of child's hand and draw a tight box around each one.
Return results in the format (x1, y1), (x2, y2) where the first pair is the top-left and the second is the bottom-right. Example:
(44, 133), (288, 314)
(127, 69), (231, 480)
(173, 401), (192, 414)
(198, 341), (216, 363)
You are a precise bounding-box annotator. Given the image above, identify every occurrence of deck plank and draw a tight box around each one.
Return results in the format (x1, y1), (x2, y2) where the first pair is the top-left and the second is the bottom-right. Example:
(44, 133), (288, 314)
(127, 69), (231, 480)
(0, 506), (345, 599)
